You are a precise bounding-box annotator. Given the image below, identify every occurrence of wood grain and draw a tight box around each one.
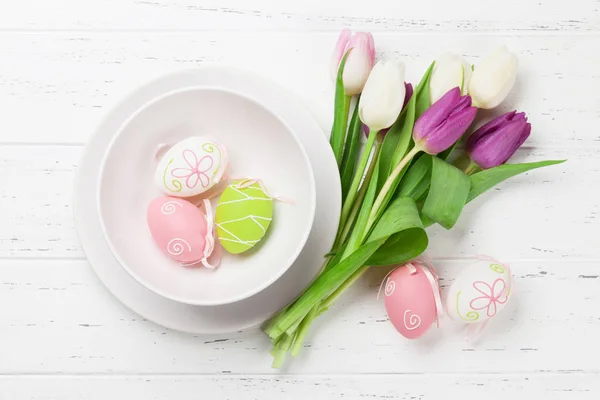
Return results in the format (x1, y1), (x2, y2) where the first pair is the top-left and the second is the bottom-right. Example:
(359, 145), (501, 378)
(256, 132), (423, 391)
(1, 0), (598, 31)
(1, 374), (599, 400)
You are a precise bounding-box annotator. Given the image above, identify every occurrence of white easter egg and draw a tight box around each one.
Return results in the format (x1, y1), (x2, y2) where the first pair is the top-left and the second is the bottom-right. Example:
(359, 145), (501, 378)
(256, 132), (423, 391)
(446, 259), (512, 323)
(155, 137), (228, 197)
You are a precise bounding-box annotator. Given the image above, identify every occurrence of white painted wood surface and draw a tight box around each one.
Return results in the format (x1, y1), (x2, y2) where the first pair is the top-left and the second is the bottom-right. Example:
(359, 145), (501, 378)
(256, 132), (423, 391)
(2, 374), (600, 400)
(1, 1), (599, 398)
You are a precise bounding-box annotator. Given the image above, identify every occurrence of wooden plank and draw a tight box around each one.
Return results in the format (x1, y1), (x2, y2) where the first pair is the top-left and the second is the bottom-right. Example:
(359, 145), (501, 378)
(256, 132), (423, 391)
(1, 0), (598, 31)
(1, 259), (598, 374)
(1, 374), (599, 400)
(0, 145), (585, 259)
(0, 33), (597, 146)
(0, 146), (80, 257)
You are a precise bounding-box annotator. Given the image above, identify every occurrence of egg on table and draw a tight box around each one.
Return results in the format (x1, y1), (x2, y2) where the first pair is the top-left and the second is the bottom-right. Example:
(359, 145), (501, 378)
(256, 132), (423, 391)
(147, 196), (218, 268)
(215, 179), (273, 254)
(155, 136), (228, 198)
(445, 259), (512, 323)
(383, 263), (441, 339)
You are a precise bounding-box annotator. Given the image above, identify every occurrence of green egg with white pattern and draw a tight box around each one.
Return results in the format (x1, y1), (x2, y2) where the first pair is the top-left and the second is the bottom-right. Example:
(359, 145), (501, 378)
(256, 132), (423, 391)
(215, 180), (273, 254)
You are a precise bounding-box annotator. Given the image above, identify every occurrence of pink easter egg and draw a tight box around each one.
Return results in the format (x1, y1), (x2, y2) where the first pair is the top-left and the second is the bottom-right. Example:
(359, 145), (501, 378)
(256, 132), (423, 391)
(147, 196), (208, 264)
(384, 264), (439, 339)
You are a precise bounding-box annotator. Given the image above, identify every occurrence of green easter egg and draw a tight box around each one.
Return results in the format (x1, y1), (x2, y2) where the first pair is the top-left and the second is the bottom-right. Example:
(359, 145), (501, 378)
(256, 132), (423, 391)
(215, 180), (273, 254)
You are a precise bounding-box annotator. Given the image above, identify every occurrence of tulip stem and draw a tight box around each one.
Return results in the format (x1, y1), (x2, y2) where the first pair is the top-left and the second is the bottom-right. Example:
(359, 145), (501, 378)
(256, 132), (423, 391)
(339, 129), (379, 231)
(288, 138), (382, 355)
(331, 95), (352, 167)
(465, 162), (480, 175)
(336, 137), (383, 247)
(290, 306), (318, 356)
(366, 146), (421, 232)
(319, 265), (368, 313)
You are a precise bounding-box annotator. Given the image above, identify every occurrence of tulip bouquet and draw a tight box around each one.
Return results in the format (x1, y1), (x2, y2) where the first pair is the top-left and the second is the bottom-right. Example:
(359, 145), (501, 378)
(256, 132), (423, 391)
(264, 30), (564, 367)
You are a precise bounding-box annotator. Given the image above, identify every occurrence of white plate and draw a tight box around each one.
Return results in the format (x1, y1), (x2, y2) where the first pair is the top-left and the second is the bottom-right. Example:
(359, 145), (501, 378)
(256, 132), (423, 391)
(98, 86), (316, 306)
(73, 66), (341, 334)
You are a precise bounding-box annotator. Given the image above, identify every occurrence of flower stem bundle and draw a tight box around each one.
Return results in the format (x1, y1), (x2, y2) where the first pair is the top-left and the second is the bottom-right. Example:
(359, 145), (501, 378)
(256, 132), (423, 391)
(264, 31), (565, 368)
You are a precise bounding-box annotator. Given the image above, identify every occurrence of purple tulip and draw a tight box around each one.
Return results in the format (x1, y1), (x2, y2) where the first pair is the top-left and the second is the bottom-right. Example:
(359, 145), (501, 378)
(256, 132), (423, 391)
(364, 82), (414, 137)
(413, 87), (478, 155)
(403, 82), (414, 110)
(466, 110), (531, 169)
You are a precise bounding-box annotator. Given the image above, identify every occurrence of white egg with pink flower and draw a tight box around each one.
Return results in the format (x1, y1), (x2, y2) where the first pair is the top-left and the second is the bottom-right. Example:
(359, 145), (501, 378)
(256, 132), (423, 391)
(155, 136), (228, 197)
(445, 259), (513, 323)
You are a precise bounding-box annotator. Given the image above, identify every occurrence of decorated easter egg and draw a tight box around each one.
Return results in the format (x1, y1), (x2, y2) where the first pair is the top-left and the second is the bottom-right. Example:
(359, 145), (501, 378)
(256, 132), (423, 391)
(446, 259), (512, 323)
(215, 180), (273, 254)
(155, 136), (228, 197)
(384, 263), (440, 339)
(147, 196), (209, 264)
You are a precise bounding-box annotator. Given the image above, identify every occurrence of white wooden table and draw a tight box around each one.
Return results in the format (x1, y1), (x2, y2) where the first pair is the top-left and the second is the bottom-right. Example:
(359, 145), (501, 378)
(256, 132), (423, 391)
(1, 1), (598, 398)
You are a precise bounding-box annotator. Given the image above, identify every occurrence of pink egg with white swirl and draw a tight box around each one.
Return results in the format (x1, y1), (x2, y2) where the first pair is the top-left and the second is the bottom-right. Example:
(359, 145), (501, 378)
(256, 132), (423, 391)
(383, 263), (441, 339)
(147, 196), (212, 265)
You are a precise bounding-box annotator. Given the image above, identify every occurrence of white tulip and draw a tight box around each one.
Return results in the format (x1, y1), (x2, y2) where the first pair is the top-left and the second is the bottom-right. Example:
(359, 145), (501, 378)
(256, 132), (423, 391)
(359, 60), (406, 132)
(429, 53), (472, 103)
(468, 45), (519, 109)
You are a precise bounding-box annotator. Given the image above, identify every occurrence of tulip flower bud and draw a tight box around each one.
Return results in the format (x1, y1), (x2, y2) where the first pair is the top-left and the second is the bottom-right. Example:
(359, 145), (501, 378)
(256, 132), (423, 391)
(429, 53), (472, 104)
(468, 45), (518, 109)
(413, 87), (478, 155)
(364, 82), (413, 137)
(359, 60), (406, 132)
(331, 29), (376, 95)
(466, 110), (531, 169)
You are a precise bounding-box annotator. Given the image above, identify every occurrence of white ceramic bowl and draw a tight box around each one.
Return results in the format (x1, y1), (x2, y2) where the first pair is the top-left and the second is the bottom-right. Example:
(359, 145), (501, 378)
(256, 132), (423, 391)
(98, 86), (316, 306)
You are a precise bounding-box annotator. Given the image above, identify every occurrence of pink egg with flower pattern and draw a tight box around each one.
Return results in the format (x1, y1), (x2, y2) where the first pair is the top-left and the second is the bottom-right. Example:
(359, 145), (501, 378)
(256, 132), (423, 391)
(147, 196), (209, 264)
(384, 263), (440, 339)
(445, 259), (512, 323)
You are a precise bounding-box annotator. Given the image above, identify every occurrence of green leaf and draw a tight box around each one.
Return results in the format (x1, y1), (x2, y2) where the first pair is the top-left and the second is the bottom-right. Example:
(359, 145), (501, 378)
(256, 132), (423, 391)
(438, 141), (459, 161)
(385, 62), (434, 184)
(397, 154), (432, 200)
(467, 160), (566, 203)
(330, 51), (351, 168)
(422, 156), (470, 229)
(268, 181), (433, 339)
(324, 243), (347, 273)
(366, 196), (428, 266)
(376, 62), (434, 193)
(389, 98), (416, 176)
(420, 214), (434, 227)
(415, 159), (566, 230)
(374, 63), (435, 207)
(368, 196), (423, 242)
(367, 146), (421, 237)
(367, 229), (429, 266)
(268, 237), (387, 340)
(340, 98), (362, 201)
(377, 111), (408, 192)
(414, 61), (435, 118)
(346, 160), (380, 253)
